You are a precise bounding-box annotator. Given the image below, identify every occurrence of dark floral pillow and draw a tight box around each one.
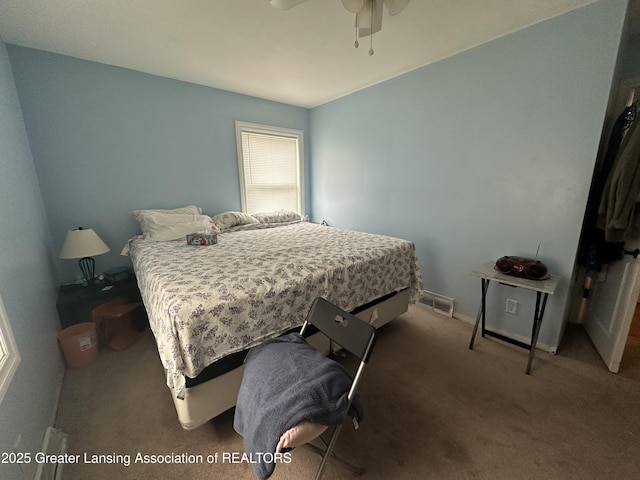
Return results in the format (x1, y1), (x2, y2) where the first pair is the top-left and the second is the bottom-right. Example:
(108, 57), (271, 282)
(252, 209), (302, 224)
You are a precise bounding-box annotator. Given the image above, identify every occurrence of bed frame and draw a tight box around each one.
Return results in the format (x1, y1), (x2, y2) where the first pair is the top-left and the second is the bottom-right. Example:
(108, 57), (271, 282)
(171, 289), (410, 429)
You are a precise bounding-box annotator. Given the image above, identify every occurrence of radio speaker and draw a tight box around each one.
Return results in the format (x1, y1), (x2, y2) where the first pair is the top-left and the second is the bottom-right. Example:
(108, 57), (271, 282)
(495, 257), (513, 274)
(495, 256), (548, 280)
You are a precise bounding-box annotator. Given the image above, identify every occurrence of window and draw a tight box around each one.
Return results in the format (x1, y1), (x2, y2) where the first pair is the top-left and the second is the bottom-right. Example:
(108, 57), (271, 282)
(235, 121), (304, 215)
(0, 293), (20, 404)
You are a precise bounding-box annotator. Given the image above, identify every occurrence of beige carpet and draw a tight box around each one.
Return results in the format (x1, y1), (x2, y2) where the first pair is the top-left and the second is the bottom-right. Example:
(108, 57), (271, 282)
(54, 305), (640, 480)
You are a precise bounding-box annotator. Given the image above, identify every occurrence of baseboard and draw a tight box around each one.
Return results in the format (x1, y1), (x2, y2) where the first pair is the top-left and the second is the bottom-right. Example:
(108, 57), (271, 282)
(49, 367), (65, 428)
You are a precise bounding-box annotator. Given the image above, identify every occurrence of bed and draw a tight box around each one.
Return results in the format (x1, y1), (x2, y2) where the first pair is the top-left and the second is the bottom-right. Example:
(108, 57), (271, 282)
(126, 208), (422, 429)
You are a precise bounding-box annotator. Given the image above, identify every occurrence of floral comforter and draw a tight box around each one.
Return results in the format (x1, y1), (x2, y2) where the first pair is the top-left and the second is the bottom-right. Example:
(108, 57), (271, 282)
(128, 222), (422, 397)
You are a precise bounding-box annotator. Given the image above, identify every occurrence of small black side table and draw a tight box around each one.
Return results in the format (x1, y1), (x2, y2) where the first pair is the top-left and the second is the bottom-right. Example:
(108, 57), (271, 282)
(56, 278), (142, 329)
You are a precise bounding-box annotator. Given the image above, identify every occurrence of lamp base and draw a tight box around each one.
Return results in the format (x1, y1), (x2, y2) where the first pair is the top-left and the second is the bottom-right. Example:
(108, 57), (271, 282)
(78, 257), (96, 286)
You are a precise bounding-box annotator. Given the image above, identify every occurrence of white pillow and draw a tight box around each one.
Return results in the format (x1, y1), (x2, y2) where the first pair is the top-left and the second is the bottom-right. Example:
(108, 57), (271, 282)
(211, 211), (259, 230)
(143, 213), (216, 241)
(133, 205), (202, 235)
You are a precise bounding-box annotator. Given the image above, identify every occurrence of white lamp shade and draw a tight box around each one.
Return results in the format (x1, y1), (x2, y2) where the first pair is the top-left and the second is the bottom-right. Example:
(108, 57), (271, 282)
(59, 228), (110, 259)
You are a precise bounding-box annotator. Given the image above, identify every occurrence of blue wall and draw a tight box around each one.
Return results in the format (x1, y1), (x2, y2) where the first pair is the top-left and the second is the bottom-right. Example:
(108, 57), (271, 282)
(309, 0), (627, 349)
(6, 46), (310, 281)
(0, 39), (64, 480)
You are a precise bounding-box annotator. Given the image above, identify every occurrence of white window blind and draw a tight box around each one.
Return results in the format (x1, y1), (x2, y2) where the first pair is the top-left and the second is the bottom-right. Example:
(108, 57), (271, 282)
(236, 122), (304, 215)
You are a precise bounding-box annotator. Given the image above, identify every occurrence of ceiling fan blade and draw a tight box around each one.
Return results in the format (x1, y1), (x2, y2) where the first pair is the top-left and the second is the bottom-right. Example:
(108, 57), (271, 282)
(342, 0), (366, 13)
(269, 0), (310, 10)
(384, 0), (410, 16)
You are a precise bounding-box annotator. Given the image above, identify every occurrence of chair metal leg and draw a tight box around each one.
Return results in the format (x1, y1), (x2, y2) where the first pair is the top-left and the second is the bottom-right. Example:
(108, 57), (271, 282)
(305, 425), (364, 479)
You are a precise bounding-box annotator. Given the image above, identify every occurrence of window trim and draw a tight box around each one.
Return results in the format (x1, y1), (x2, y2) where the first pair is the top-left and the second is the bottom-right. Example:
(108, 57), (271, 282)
(235, 121), (305, 215)
(0, 293), (20, 404)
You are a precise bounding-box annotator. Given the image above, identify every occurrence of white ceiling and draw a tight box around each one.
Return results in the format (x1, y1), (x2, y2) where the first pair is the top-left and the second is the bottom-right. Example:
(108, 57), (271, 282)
(0, 0), (605, 108)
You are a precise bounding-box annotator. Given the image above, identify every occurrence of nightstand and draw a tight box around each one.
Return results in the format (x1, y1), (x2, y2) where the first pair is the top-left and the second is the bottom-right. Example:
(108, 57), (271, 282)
(56, 278), (143, 329)
(57, 278), (147, 350)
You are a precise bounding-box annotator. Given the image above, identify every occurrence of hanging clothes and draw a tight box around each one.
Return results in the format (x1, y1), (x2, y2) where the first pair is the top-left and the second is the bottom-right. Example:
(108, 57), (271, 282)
(597, 110), (640, 242)
(578, 100), (639, 271)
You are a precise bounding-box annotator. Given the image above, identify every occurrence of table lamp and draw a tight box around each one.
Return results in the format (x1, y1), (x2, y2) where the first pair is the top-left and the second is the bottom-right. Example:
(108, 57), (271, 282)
(59, 227), (110, 286)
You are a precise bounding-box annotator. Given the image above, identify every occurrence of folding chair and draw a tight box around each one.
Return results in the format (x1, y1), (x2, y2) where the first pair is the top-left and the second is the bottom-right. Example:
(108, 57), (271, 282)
(234, 297), (377, 480)
(296, 297), (377, 479)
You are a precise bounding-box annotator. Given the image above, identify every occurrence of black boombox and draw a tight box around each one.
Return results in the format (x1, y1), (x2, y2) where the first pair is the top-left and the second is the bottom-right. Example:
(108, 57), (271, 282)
(495, 256), (549, 280)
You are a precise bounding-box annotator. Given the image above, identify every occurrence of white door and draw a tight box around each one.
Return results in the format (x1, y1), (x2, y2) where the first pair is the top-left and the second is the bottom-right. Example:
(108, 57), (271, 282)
(581, 79), (640, 372)
(583, 250), (640, 372)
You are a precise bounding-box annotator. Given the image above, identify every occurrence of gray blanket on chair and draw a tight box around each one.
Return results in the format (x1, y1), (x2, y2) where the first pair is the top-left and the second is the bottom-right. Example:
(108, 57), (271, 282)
(233, 332), (363, 480)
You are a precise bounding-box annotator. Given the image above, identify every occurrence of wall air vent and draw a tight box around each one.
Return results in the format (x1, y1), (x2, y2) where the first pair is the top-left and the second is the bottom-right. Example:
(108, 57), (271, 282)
(418, 290), (454, 317)
(34, 427), (68, 480)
